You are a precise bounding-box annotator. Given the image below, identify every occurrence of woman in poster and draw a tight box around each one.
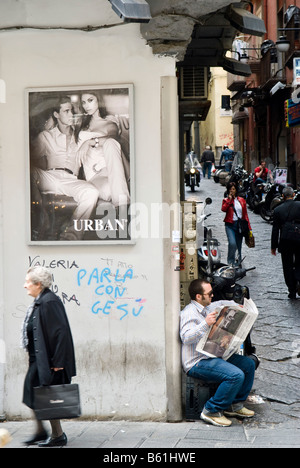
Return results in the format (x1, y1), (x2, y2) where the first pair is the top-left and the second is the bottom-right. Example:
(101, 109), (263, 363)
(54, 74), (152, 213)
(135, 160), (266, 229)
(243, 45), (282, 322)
(75, 91), (130, 208)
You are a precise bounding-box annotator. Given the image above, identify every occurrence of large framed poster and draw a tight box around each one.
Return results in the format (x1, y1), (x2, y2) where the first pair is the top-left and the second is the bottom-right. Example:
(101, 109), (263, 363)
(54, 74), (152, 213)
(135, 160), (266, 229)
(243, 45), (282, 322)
(26, 85), (134, 244)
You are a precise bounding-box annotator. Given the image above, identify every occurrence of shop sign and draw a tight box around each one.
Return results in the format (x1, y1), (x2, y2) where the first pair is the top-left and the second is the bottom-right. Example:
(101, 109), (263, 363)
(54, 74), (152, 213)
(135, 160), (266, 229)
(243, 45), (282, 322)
(294, 57), (300, 86)
(285, 98), (300, 127)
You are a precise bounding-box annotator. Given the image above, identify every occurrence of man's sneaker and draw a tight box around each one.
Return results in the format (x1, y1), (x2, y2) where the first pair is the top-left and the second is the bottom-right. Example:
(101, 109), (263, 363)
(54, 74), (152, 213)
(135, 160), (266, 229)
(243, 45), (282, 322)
(200, 409), (232, 427)
(224, 407), (255, 419)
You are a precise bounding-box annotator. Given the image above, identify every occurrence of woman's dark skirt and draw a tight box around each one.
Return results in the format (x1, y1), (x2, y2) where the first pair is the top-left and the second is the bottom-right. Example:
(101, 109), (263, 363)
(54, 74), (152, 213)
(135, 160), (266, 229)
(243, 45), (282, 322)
(23, 360), (40, 409)
(23, 360), (69, 410)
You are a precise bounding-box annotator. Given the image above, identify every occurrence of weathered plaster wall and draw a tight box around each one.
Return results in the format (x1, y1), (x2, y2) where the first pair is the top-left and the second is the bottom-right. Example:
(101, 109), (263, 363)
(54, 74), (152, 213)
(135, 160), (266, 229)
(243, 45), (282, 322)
(0, 21), (176, 420)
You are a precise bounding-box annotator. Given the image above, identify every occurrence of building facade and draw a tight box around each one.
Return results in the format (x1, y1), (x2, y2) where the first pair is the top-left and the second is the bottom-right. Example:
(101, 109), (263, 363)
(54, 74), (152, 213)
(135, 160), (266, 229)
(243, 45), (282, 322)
(228, 0), (300, 185)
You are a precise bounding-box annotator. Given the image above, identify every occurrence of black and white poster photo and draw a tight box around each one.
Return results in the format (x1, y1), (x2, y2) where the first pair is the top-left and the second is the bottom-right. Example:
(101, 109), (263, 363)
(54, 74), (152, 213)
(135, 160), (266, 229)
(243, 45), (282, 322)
(26, 85), (133, 244)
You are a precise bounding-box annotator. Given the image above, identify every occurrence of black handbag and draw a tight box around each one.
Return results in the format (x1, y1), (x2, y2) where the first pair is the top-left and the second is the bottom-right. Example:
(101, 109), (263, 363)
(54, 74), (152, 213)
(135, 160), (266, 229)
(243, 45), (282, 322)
(238, 218), (249, 236)
(233, 205), (249, 237)
(33, 383), (81, 420)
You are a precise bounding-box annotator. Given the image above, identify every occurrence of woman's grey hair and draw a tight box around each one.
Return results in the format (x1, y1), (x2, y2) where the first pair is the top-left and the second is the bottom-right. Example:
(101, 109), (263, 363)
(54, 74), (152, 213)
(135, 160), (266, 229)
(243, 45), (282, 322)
(27, 266), (52, 289)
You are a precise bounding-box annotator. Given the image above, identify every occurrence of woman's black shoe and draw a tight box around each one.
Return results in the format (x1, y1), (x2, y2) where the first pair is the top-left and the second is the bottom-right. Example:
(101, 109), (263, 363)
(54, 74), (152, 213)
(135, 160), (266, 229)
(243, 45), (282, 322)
(38, 432), (67, 447)
(23, 430), (48, 445)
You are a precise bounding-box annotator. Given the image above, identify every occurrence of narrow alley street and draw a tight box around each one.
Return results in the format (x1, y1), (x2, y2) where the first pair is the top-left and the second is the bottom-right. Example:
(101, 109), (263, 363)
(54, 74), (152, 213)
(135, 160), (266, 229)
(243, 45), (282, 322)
(185, 176), (300, 425)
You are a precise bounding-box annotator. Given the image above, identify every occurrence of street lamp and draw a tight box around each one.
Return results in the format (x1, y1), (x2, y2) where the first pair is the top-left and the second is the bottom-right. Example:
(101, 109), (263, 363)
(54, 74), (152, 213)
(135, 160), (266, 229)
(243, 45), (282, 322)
(108, 0), (152, 23)
(238, 47), (262, 62)
(276, 35), (290, 53)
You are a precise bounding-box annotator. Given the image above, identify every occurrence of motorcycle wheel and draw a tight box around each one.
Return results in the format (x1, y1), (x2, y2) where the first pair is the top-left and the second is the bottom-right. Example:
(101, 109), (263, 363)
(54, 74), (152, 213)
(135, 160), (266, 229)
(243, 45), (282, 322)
(259, 204), (273, 223)
(246, 194), (254, 211)
(252, 198), (261, 214)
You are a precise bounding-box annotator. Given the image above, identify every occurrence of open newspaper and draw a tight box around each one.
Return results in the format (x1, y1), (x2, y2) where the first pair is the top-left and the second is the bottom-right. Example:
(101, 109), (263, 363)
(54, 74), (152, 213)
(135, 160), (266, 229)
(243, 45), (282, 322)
(196, 298), (258, 360)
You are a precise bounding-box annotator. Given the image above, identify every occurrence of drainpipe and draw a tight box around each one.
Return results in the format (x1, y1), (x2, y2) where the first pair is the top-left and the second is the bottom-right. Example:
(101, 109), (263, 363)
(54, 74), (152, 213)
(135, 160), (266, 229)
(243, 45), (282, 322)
(0, 145), (4, 420)
(0, 79), (6, 419)
(161, 76), (182, 422)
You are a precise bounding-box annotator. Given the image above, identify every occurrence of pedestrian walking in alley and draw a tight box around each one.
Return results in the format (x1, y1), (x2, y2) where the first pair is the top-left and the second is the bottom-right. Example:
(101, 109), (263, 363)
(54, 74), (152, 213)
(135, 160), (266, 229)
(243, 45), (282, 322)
(21, 266), (76, 447)
(219, 145), (235, 173)
(200, 145), (215, 179)
(271, 186), (300, 300)
(180, 279), (255, 427)
(222, 181), (252, 265)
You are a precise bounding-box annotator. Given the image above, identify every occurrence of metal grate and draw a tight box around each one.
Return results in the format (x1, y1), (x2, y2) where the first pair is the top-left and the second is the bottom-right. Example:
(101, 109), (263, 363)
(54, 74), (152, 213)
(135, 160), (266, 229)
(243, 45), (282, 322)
(180, 66), (207, 99)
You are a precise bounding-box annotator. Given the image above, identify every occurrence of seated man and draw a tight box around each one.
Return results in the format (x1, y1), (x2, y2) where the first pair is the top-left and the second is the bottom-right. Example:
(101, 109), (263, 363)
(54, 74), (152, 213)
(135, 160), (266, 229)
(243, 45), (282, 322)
(253, 160), (273, 185)
(180, 278), (255, 427)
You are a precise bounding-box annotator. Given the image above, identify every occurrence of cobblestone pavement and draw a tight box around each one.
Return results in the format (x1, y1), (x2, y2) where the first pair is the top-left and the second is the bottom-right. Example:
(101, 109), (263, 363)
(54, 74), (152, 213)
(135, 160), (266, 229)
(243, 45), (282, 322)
(185, 177), (300, 425)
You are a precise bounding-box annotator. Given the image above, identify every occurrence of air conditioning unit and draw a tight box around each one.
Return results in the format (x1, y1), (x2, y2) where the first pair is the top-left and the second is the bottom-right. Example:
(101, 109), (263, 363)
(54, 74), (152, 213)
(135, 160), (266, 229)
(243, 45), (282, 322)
(180, 66), (208, 99)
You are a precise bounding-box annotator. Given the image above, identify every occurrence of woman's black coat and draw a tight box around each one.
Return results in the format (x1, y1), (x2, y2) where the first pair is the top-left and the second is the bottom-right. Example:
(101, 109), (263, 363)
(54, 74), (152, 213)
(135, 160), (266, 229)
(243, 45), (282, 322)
(31, 288), (76, 386)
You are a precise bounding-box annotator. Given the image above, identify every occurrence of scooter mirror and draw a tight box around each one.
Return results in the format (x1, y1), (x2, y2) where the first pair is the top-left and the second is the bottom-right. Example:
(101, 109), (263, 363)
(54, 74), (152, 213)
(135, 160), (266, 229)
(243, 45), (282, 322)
(205, 197), (212, 205)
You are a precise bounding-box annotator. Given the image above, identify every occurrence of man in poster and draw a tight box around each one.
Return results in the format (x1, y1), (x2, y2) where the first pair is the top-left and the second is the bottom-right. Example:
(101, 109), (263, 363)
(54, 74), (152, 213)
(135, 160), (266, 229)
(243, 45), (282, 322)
(31, 96), (99, 240)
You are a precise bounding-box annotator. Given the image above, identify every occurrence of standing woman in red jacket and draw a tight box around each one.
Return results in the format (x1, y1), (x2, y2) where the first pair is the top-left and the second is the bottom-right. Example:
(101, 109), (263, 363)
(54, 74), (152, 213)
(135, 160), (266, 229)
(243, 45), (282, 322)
(222, 182), (252, 265)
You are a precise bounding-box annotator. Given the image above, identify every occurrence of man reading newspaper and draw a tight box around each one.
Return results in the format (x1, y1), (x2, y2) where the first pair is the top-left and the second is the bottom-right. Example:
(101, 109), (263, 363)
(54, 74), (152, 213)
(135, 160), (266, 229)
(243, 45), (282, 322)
(180, 278), (256, 427)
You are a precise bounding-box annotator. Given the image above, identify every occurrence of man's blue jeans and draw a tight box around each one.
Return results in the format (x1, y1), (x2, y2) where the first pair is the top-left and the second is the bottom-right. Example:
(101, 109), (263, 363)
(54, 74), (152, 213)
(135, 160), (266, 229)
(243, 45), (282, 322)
(225, 160), (233, 172)
(202, 161), (212, 179)
(187, 354), (255, 414)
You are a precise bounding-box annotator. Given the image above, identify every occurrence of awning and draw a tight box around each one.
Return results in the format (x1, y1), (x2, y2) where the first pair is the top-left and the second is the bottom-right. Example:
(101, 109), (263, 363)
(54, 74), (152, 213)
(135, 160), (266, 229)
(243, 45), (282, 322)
(225, 5), (266, 37)
(179, 100), (211, 123)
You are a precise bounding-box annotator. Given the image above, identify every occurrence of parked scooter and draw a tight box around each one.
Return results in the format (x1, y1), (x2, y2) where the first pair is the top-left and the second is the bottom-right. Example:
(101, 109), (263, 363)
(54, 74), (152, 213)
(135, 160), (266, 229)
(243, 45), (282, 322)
(246, 178), (268, 213)
(197, 198), (221, 274)
(258, 182), (286, 223)
(184, 151), (201, 192)
(213, 164), (226, 183)
(260, 184), (300, 222)
(209, 263), (255, 305)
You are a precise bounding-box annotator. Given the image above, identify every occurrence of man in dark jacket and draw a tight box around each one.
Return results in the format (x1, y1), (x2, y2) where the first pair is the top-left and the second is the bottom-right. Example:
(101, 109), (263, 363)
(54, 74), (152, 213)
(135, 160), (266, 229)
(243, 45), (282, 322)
(219, 145), (235, 172)
(271, 187), (300, 299)
(200, 146), (215, 179)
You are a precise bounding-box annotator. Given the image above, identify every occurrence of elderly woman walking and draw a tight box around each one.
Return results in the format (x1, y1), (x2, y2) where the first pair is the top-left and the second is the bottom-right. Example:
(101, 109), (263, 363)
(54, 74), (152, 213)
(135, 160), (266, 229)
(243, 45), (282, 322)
(21, 266), (76, 447)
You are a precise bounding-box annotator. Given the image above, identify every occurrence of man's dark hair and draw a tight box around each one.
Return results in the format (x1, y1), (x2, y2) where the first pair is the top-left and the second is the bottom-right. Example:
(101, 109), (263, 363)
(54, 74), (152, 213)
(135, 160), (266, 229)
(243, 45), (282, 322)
(52, 96), (73, 124)
(188, 279), (211, 300)
(53, 95), (72, 112)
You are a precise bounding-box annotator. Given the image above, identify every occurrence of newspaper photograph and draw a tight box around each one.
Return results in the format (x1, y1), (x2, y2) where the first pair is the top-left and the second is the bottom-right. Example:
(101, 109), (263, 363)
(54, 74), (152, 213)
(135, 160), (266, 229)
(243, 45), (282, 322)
(196, 298), (259, 360)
